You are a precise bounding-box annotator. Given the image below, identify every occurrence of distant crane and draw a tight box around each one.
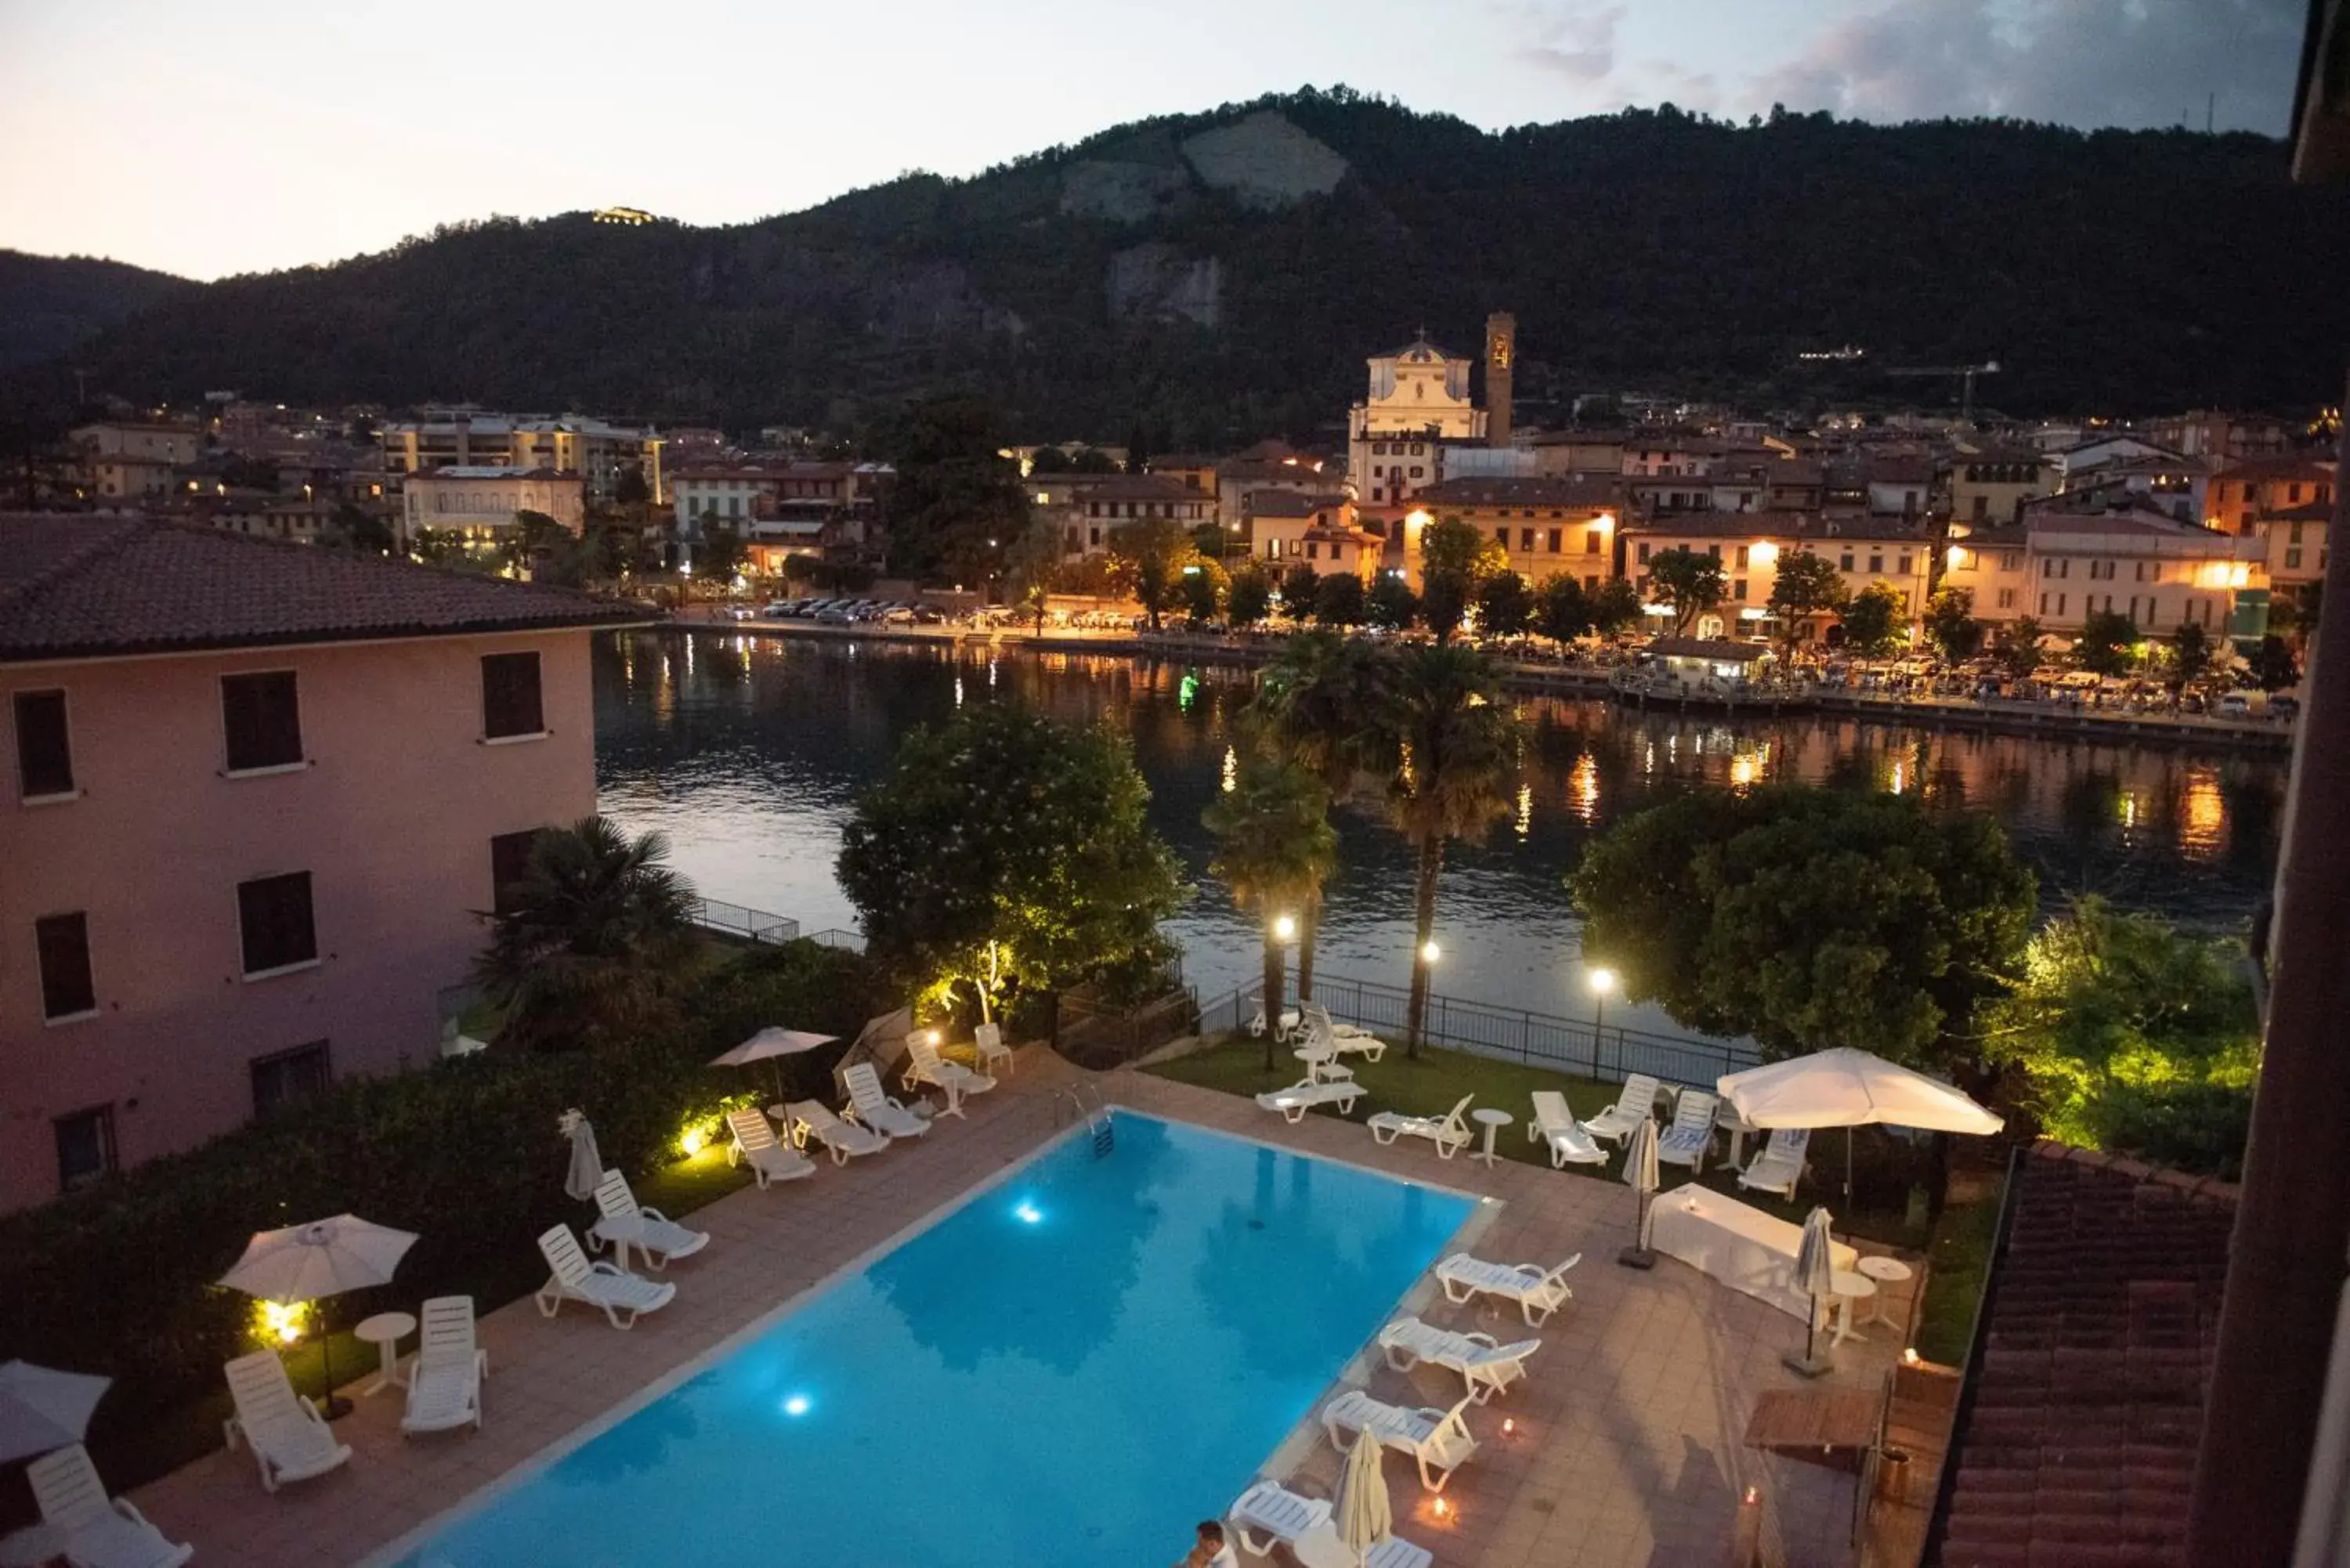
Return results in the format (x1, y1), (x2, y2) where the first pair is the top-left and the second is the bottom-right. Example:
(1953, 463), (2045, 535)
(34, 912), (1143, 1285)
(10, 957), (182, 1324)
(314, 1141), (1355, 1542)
(1885, 360), (2002, 423)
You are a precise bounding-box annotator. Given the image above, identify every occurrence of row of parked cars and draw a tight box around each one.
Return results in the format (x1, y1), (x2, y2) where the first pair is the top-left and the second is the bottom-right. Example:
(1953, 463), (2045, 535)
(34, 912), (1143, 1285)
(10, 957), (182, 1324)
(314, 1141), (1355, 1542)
(724, 596), (947, 626)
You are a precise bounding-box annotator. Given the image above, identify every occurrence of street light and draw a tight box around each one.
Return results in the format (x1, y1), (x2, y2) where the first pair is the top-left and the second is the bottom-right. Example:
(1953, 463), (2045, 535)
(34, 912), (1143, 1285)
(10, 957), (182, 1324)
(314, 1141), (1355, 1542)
(1420, 939), (1441, 965)
(1587, 966), (1618, 1043)
(1273, 913), (1297, 943)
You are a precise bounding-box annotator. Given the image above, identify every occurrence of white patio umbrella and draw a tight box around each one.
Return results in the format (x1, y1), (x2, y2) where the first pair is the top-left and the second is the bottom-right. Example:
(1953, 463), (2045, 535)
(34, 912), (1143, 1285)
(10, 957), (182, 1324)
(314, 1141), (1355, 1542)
(1784, 1205), (1838, 1378)
(1717, 1047), (2003, 1210)
(1333, 1425), (1394, 1566)
(559, 1107), (603, 1201)
(0, 1360), (110, 1464)
(219, 1213), (417, 1420)
(711, 1027), (838, 1102)
(1617, 1115), (1661, 1270)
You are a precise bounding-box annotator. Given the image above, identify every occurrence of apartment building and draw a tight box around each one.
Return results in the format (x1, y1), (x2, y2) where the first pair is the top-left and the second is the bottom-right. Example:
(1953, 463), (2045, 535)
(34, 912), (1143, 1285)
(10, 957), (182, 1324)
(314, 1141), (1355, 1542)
(1040, 474), (1214, 559)
(2020, 506), (2267, 638)
(0, 515), (635, 1210)
(1622, 514), (1936, 641)
(1408, 475), (1621, 592)
(2205, 454), (2334, 536)
(379, 412), (663, 504)
(400, 467), (586, 545)
(1242, 493), (1380, 580)
(70, 421), (204, 500)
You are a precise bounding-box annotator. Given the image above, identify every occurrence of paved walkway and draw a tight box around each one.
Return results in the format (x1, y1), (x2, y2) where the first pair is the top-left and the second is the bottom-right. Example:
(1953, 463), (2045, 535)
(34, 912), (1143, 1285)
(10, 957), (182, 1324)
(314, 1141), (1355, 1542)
(130, 1051), (1912, 1568)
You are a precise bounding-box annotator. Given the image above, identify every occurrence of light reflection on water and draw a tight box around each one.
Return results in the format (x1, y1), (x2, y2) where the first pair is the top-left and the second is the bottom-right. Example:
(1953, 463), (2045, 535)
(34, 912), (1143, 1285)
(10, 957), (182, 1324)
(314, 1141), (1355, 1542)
(595, 632), (2284, 1017)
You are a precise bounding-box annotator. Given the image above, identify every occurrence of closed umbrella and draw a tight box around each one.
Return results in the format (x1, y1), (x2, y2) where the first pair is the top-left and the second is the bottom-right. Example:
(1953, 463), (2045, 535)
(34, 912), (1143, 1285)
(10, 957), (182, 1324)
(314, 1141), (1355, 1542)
(0, 1360), (109, 1464)
(1718, 1048), (2003, 1212)
(1784, 1205), (1838, 1378)
(219, 1214), (417, 1421)
(559, 1108), (603, 1201)
(1617, 1115), (1661, 1270)
(1333, 1425), (1393, 1566)
(710, 1027), (837, 1102)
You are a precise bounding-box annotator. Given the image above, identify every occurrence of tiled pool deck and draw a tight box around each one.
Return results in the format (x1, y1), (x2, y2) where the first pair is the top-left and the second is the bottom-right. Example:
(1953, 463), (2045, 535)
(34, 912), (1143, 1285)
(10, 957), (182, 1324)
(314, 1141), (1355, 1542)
(131, 1049), (1912, 1568)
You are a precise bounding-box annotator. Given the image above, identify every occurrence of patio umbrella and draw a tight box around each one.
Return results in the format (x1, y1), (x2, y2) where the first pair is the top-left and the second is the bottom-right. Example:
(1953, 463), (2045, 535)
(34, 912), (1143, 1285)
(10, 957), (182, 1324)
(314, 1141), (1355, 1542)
(0, 1360), (109, 1464)
(1784, 1205), (1838, 1378)
(1717, 1047), (2003, 1211)
(219, 1214), (417, 1421)
(712, 1027), (838, 1102)
(559, 1108), (603, 1201)
(1617, 1116), (1661, 1270)
(1334, 1425), (1393, 1567)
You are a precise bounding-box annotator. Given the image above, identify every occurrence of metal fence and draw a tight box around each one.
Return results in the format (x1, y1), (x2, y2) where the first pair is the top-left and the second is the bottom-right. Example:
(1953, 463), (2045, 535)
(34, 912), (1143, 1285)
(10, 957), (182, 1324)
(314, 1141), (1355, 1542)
(688, 898), (802, 945)
(1059, 982), (1200, 1068)
(1198, 971), (1761, 1090)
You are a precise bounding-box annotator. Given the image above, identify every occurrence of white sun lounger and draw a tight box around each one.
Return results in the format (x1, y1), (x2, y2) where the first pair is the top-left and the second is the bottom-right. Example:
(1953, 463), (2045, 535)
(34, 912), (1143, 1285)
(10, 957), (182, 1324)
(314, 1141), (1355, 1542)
(535, 1223), (677, 1329)
(1377, 1315), (1542, 1403)
(903, 1033), (996, 1116)
(1736, 1126), (1811, 1198)
(222, 1349), (352, 1493)
(843, 1062), (930, 1139)
(1434, 1251), (1582, 1326)
(1300, 1003), (1385, 1059)
(1580, 1073), (1661, 1145)
(1319, 1389), (1480, 1494)
(400, 1295), (486, 1436)
(1254, 1077), (1361, 1124)
(1368, 1093), (1473, 1158)
(726, 1107), (819, 1187)
(1657, 1089), (1719, 1173)
(589, 1169), (710, 1270)
(784, 1098), (891, 1164)
(27, 1443), (193, 1568)
(1228, 1480), (1432, 1567)
(1528, 1089), (1607, 1168)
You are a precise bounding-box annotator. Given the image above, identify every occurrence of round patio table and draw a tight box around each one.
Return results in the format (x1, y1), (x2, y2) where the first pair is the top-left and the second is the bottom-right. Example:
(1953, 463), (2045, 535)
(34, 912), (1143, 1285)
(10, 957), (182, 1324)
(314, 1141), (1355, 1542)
(1856, 1255), (1914, 1330)
(354, 1310), (416, 1396)
(1471, 1107), (1516, 1168)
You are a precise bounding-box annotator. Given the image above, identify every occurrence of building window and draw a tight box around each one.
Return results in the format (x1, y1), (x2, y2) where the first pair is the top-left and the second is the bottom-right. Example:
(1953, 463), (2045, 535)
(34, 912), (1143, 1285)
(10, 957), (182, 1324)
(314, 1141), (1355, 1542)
(1733, 578), (1748, 602)
(1408, 467), (1423, 479)
(1546, 529), (1562, 553)
(237, 872), (317, 977)
(1585, 574), (1600, 591)
(1998, 588), (2016, 609)
(2287, 548), (2304, 569)
(220, 671), (302, 772)
(1585, 532), (1600, 555)
(1494, 527), (1509, 547)
(53, 1107), (116, 1192)
(1898, 554), (1912, 575)
(1636, 542), (1651, 565)
(490, 829), (544, 916)
(251, 1042), (332, 1118)
(2058, 594), (2067, 616)
(1839, 551), (1855, 571)
(13, 689), (74, 800)
(1735, 545), (1750, 569)
(1519, 529), (1535, 551)
(2039, 592), (2048, 614)
(481, 652), (544, 739)
(35, 912), (96, 1021)
(1868, 553), (1883, 573)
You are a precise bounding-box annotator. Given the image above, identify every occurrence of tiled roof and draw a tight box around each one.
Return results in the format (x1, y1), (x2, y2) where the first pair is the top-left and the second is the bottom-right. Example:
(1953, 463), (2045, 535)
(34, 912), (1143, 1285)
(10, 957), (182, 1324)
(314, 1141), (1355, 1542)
(2211, 453), (2336, 482)
(1412, 475), (1622, 508)
(1934, 1141), (2236, 1568)
(0, 514), (642, 663)
(1627, 511), (1933, 543)
(1245, 491), (1347, 518)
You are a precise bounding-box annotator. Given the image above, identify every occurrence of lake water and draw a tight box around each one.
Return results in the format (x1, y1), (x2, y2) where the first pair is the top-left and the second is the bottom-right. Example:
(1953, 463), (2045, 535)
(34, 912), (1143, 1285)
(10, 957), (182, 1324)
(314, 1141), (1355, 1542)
(595, 630), (2286, 1026)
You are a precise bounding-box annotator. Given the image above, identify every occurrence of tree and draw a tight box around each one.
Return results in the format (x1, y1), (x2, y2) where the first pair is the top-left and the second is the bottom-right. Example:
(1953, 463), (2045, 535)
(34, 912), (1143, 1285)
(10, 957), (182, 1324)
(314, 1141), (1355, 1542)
(1838, 581), (1907, 658)
(2000, 616), (2046, 681)
(1204, 758), (1337, 1068)
(837, 705), (1184, 1021)
(473, 817), (700, 1051)
(696, 519), (747, 584)
(1106, 515), (1196, 631)
(1588, 577), (1643, 636)
(1533, 573), (1591, 649)
(2253, 633), (2300, 691)
(2167, 619), (2213, 693)
(1925, 586), (1983, 662)
(2269, 580), (2323, 654)
(1367, 573), (1420, 631)
(1476, 570), (1534, 641)
(614, 464), (651, 507)
(2073, 609), (2138, 677)
(321, 503), (393, 555)
(1417, 517), (1508, 644)
(1227, 565), (1274, 628)
(1645, 547), (1726, 637)
(1003, 518), (1064, 632)
(1313, 572), (1367, 628)
(1371, 645), (1522, 1054)
(1179, 558), (1227, 625)
(1124, 422), (1152, 473)
(1571, 785), (2037, 1068)
(1765, 549), (1850, 657)
(877, 397), (1031, 580)
(1278, 563), (1321, 623)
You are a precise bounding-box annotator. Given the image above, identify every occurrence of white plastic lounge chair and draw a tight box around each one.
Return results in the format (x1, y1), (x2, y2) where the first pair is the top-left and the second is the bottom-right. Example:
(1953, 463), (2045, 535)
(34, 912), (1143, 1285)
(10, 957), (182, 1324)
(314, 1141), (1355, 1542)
(1434, 1252), (1582, 1326)
(1253, 1077), (1361, 1124)
(903, 1033), (996, 1116)
(1296, 1046), (1356, 1085)
(27, 1444), (193, 1568)
(842, 1063), (929, 1139)
(1300, 1003), (1385, 1060)
(589, 1169), (710, 1270)
(972, 1021), (1014, 1076)
(400, 1295), (486, 1436)
(1367, 1094), (1474, 1158)
(1377, 1315), (1543, 1403)
(1581, 1073), (1662, 1144)
(726, 1107), (819, 1187)
(1319, 1389), (1480, 1494)
(1228, 1480), (1432, 1567)
(1737, 1127), (1811, 1198)
(785, 1099), (891, 1164)
(1528, 1089), (1607, 1168)
(535, 1223), (677, 1329)
(1657, 1089), (1719, 1173)
(222, 1349), (352, 1493)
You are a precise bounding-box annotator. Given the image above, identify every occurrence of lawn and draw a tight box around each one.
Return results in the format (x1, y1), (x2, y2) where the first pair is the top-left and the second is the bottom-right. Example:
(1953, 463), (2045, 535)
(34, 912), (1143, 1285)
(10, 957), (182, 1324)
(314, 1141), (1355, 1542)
(1910, 1171), (2005, 1365)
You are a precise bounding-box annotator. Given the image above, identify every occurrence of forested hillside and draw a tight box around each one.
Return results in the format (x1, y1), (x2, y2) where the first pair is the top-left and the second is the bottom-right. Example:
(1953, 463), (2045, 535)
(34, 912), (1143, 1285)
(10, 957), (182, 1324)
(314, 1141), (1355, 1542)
(0, 250), (192, 372)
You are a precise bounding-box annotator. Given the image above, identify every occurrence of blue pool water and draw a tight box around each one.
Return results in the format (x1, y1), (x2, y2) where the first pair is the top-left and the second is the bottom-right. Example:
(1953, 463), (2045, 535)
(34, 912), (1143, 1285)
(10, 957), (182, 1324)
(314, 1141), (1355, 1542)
(386, 1113), (1477, 1568)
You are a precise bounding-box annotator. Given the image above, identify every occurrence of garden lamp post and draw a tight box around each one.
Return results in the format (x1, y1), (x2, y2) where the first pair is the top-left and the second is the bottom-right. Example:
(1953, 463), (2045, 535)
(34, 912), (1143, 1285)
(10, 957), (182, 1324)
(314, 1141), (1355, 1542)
(1588, 966), (1617, 1053)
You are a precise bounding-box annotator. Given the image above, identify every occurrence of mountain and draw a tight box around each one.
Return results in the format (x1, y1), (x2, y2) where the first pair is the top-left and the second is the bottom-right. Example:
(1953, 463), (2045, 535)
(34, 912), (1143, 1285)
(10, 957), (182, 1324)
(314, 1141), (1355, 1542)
(11, 90), (2350, 443)
(0, 250), (193, 373)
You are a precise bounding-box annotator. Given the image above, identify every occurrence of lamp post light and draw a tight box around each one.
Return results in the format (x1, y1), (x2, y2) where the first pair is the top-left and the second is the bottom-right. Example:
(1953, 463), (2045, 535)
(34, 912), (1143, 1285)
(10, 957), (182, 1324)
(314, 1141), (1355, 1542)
(1587, 966), (1618, 1050)
(1420, 939), (1441, 966)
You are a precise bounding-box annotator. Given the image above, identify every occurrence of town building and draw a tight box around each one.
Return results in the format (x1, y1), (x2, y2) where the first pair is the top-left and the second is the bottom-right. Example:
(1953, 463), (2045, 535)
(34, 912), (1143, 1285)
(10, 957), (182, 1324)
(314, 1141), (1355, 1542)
(2020, 504), (2267, 639)
(671, 460), (884, 571)
(378, 412), (664, 504)
(2146, 409), (2297, 462)
(1219, 452), (1336, 538)
(2205, 453), (2335, 535)
(400, 467), (585, 546)
(1622, 514), (1937, 642)
(69, 421), (204, 501)
(1942, 445), (2054, 526)
(2047, 450), (2210, 525)
(1407, 475), (1620, 592)
(1240, 493), (1379, 580)
(1347, 334), (1488, 507)
(0, 515), (637, 1210)
(1940, 522), (2034, 623)
(1038, 473), (1213, 560)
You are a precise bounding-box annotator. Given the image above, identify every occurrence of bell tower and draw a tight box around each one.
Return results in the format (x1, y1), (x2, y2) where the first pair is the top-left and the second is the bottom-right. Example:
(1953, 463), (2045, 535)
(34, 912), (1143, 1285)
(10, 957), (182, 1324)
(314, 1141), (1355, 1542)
(1484, 311), (1517, 449)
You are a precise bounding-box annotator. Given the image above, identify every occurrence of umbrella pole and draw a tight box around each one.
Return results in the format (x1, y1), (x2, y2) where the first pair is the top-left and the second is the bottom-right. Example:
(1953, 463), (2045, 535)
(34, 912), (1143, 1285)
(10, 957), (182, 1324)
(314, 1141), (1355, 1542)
(316, 1305), (351, 1422)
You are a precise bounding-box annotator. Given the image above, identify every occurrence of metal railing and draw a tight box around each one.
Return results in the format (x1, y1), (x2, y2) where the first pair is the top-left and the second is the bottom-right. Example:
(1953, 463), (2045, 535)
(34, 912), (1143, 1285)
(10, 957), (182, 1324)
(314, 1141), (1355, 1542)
(689, 898), (801, 945)
(805, 927), (867, 953)
(1197, 971), (1761, 1089)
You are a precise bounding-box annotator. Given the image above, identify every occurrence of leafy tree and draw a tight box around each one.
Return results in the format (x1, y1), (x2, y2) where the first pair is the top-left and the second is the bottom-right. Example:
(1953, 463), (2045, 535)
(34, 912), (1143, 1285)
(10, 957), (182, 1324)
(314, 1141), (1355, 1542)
(1313, 572), (1367, 628)
(1003, 517), (1064, 632)
(1204, 757), (1337, 1068)
(1980, 898), (2259, 1176)
(696, 519), (747, 584)
(1227, 565), (1275, 627)
(878, 397), (1030, 581)
(1644, 547), (1726, 637)
(2073, 609), (2138, 677)
(1476, 570), (1534, 640)
(474, 817), (700, 1051)
(1278, 563), (1321, 623)
(1417, 517), (1507, 644)
(2167, 619), (2213, 693)
(1124, 422), (1152, 473)
(321, 503), (393, 555)
(1179, 558), (1227, 625)
(1588, 577), (1643, 636)
(1367, 573), (1420, 631)
(1925, 586), (1983, 662)
(1533, 573), (1591, 648)
(2269, 580), (2323, 653)
(1838, 581), (1908, 657)
(1106, 515), (1196, 631)
(1766, 548), (1849, 656)
(1027, 445), (1070, 474)
(613, 464), (650, 506)
(837, 705), (1184, 1021)
(2253, 633), (2300, 691)
(2000, 616), (2047, 681)
(1068, 446), (1119, 475)
(1371, 645), (1521, 1054)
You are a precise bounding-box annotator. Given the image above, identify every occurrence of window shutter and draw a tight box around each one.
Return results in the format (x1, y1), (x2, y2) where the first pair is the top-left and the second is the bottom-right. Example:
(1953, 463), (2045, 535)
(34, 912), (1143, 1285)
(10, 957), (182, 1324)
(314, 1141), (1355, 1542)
(13, 690), (74, 797)
(35, 912), (96, 1019)
(221, 673), (302, 771)
(238, 873), (317, 974)
(481, 653), (544, 739)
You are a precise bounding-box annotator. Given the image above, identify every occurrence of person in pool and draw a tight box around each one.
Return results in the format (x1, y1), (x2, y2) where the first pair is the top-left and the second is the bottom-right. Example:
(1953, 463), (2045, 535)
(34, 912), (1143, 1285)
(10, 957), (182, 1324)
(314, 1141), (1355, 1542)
(1175, 1519), (1236, 1567)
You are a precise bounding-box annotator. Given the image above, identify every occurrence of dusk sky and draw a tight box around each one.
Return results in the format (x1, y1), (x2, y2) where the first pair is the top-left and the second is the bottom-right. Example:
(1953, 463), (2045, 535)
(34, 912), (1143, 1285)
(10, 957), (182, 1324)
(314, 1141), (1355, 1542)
(0, 0), (2308, 282)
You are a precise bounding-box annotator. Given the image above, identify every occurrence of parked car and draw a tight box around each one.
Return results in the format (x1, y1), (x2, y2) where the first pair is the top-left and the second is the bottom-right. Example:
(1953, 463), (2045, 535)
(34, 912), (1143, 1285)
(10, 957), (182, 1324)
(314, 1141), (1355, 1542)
(2218, 692), (2253, 718)
(815, 605), (854, 625)
(722, 604), (757, 622)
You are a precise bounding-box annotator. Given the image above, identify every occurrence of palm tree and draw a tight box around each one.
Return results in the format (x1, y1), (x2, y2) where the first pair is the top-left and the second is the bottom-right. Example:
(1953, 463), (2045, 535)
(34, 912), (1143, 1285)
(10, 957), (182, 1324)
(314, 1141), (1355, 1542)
(475, 816), (700, 1050)
(1204, 757), (1338, 1070)
(1372, 645), (1522, 1057)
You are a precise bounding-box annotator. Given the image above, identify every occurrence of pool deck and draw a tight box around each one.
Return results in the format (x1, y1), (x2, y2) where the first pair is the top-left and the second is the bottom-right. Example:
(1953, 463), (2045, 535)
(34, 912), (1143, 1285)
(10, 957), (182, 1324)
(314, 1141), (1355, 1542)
(129, 1049), (1914, 1568)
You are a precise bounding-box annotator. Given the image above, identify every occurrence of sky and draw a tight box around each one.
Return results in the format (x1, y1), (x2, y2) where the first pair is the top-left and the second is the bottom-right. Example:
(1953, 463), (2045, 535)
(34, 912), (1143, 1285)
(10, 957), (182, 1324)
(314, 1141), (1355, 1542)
(0, 0), (2308, 281)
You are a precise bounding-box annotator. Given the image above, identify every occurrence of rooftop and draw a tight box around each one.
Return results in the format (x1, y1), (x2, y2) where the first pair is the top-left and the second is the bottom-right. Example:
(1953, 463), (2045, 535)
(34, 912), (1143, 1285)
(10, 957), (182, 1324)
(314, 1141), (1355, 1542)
(1245, 490), (1349, 518)
(418, 465), (571, 481)
(2211, 453), (2337, 482)
(1412, 475), (1623, 509)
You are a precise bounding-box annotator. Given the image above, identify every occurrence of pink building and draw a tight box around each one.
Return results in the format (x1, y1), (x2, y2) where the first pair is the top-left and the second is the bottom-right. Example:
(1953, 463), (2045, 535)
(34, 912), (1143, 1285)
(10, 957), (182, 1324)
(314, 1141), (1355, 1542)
(0, 516), (638, 1211)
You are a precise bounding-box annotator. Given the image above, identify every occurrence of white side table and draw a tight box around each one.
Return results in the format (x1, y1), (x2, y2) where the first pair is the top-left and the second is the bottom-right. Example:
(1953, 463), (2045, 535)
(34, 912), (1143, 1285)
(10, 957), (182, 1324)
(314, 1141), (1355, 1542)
(353, 1310), (416, 1396)
(1471, 1107), (1516, 1168)
(1826, 1272), (1877, 1345)
(1856, 1255), (1914, 1330)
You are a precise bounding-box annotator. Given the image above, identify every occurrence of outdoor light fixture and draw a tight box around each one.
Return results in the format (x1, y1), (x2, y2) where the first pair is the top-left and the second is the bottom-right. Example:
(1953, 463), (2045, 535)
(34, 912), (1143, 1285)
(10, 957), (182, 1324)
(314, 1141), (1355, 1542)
(261, 1299), (306, 1346)
(927, 1029), (942, 1046)
(680, 1124), (709, 1157)
(1420, 940), (1441, 964)
(1274, 914), (1296, 942)
(783, 1394), (811, 1417)
(1588, 967), (1618, 995)
(1014, 1201), (1043, 1225)
(1588, 966), (1616, 1038)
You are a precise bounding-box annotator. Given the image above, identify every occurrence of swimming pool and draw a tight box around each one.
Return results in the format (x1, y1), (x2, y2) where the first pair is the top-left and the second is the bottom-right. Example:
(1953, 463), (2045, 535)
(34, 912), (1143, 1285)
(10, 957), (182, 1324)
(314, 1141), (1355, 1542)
(382, 1111), (1478, 1568)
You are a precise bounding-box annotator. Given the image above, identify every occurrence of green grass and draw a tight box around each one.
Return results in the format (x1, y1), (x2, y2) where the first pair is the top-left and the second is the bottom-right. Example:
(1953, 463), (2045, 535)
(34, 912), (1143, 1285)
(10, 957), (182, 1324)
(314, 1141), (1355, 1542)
(1911, 1175), (2005, 1365)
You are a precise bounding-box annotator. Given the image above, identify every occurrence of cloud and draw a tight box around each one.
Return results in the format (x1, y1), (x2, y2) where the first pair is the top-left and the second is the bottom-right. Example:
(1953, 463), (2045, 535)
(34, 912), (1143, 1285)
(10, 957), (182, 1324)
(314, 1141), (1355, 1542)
(1519, 2), (1624, 83)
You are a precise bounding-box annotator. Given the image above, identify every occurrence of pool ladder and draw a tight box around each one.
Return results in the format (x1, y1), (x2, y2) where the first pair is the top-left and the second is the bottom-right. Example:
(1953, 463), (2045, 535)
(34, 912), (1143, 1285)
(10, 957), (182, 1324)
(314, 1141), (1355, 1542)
(1054, 1084), (1115, 1159)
